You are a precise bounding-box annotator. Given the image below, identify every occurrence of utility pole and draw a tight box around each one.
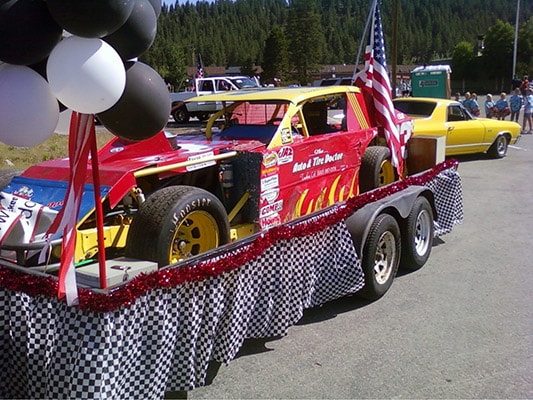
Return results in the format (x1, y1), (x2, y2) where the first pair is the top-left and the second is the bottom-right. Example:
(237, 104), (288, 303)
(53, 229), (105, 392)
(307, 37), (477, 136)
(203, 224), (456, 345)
(512, 0), (520, 80)
(391, 0), (398, 97)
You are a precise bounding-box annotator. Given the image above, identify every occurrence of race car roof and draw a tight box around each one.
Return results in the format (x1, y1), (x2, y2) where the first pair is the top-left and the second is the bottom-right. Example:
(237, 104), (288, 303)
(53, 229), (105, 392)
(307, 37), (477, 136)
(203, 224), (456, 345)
(187, 85), (362, 104)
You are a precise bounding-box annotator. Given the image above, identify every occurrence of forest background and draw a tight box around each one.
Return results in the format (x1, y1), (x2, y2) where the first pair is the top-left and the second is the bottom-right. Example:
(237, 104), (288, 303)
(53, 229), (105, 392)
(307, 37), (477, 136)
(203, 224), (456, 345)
(129, 0), (530, 93)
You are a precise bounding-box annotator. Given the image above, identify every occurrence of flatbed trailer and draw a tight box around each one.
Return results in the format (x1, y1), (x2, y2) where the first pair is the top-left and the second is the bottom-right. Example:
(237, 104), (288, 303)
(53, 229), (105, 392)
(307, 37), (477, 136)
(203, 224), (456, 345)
(0, 159), (462, 398)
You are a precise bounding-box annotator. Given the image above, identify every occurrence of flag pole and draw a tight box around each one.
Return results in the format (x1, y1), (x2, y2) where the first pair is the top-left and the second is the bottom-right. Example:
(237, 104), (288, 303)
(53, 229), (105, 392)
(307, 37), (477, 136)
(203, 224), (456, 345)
(353, 0), (378, 81)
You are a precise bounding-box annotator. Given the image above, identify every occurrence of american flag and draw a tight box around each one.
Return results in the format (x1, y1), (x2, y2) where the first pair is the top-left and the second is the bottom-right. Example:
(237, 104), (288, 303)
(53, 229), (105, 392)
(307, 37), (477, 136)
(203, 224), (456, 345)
(354, 2), (406, 173)
(195, 53), (204, 79)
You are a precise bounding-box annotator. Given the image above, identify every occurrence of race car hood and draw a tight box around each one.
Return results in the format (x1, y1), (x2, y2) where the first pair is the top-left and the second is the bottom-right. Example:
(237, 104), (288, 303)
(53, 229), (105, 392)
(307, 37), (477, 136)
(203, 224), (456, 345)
(15, 131), (266, 211)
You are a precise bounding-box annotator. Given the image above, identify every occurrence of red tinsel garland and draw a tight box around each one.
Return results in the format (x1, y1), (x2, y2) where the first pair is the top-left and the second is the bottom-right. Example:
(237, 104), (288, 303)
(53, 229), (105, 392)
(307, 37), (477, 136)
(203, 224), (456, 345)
(0, 160), (459, 313)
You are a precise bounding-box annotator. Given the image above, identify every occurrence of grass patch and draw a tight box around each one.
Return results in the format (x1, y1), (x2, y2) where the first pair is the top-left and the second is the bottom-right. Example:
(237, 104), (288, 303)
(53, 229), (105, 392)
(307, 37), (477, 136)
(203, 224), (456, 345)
(0, 132), (114, 171)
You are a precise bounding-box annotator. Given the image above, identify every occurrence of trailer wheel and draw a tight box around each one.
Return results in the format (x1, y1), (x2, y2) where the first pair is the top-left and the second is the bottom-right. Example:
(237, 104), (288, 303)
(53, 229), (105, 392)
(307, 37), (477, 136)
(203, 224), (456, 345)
(0, 169), (21, 191)
(400, 196), (434, 271)
(359, 146), (396, 193)
(487, 135), (508, 158)
(125, 186), (230, 266)
(172, 105), (190, 123)
(358, 213), (401, 300)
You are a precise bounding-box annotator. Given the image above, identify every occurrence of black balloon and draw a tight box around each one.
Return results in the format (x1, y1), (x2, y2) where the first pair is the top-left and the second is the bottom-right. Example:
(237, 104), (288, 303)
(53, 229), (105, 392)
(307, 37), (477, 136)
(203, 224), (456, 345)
(96, 61), (171, 141)
(103, 0), (157, 61)
(46, 0), (134, 38)
(0, 0), (62, 65)
(147, 0), (161, 18)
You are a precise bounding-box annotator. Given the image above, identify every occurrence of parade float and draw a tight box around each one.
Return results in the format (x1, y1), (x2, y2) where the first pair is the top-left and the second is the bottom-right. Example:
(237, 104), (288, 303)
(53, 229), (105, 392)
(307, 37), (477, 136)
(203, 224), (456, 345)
(0, 0), (462, 398)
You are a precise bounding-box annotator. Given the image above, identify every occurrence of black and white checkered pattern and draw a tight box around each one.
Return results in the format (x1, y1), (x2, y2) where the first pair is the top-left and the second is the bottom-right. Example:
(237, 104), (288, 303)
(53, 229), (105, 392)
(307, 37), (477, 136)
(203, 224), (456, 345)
(424, 166), (464, 236)
(0, 167), (462, 398)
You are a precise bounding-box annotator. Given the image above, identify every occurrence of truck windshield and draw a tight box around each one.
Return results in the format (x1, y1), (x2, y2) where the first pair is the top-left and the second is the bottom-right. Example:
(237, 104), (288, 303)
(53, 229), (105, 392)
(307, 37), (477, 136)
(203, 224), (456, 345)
(230, 77), (260, 89)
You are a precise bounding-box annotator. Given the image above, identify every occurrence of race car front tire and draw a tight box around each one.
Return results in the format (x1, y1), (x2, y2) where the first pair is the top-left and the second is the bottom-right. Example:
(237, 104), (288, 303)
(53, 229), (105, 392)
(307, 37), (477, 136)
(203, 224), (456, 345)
(125, 186), (230, 266)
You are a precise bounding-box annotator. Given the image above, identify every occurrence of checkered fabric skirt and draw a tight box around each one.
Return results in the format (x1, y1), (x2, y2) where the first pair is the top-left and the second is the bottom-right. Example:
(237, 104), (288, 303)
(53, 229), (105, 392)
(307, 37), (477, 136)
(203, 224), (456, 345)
(0, 166), (462, 399)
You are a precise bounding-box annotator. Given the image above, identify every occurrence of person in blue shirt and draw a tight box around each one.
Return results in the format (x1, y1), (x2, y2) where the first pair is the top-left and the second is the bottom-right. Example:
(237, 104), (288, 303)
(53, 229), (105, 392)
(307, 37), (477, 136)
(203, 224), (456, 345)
(463, 92), (475, 114)
(522, 88), (533, 134)
(509, 88), (523, 123)
(484, 94), (495, 118)
(494, 92), (510, 120)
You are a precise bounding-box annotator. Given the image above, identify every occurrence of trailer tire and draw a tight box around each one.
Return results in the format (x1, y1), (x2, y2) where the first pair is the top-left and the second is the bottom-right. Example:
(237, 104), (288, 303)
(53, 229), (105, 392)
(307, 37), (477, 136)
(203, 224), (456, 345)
(172, 105), (190, 123)
(358, 213), (401, 300)
(126, 186), (230, 266)
(359, 146), (396, 193)
(400, 196), (434, 271)
(0, 169), (21, 191)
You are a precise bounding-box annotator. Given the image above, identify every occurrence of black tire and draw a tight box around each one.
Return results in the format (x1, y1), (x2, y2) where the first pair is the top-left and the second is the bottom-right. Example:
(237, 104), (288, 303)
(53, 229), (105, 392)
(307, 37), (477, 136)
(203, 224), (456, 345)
(125, 186), (230, 266)
(359, 146), (396, 193)
(358, 213), (401, 300)
(400, 196), (434, 271)
(197, 113), (209, 122)
(0, 169), (22, 191)
(172, 106), (190, 124)
(487, 135), (508, 158)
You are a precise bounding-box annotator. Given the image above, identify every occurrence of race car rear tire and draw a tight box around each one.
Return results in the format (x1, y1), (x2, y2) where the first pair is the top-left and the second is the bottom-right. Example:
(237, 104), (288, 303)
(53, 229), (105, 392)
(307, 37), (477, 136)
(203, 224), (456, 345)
(125, 186), (230, 266)
(0, 169), (22, 191)
(357, 213), (401, 300)
(359, 146), (396, 193)
(400, 196), (434, 271)
(172, 106), (190, 124)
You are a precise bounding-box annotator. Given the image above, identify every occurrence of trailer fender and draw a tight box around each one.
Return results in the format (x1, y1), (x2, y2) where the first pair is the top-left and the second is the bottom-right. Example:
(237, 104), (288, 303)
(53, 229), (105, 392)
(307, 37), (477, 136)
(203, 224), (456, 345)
(345, 185), (436, 254)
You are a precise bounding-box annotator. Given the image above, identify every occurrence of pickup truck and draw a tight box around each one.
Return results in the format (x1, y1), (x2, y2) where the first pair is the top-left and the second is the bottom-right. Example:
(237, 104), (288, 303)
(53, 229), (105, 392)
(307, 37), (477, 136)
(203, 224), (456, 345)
(0, 85), (460, 301)
(170, 76), (260, 123)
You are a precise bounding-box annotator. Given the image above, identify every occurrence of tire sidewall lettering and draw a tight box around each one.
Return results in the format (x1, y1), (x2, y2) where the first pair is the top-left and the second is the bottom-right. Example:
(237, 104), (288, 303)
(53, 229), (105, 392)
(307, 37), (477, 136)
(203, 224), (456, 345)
(172, 197), (212, 227)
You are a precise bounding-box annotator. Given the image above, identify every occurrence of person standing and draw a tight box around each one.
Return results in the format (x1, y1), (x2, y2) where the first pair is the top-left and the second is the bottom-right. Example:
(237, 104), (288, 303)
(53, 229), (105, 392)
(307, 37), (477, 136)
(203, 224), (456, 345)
(509, 88), (523, 123)
(522, 88), (533, 134)
(520, 75), (529, 95)
(469, 92), (480, 116)
(484, 94), (495, 118)
(494, 92), (510, 120)
(462, 92), (473, 113)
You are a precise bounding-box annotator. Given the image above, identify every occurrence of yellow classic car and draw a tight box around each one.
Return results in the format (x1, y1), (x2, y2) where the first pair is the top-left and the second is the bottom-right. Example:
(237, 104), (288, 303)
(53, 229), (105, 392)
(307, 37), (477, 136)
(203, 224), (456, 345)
(393, 97), (521, 158)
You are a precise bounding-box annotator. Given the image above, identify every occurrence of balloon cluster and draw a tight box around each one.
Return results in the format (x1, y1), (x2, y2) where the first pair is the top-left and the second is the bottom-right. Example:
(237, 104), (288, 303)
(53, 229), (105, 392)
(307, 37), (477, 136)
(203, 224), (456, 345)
(0, 0), (170, 147)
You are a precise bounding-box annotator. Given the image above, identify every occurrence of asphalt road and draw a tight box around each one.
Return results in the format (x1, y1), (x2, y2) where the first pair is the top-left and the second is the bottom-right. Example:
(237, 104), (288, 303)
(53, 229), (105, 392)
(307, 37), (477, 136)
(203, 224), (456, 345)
(183, 134), (532, 399)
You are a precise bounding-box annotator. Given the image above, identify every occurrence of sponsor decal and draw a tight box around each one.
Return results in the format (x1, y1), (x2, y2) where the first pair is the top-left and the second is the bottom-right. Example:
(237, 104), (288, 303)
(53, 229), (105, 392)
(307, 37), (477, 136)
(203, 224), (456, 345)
(186, 152), (217, 171)
(260, 188), (279, 204)
(260, 199), (283, 218)
(292, 152), (344, 173)
(13, 186), (34, 199)
(263, 152), (278, 168)
(260, 213), (282, 229)
(277, 146), (294, 165)
(281, 128), (292, 144)
(261, 174), (279, 191)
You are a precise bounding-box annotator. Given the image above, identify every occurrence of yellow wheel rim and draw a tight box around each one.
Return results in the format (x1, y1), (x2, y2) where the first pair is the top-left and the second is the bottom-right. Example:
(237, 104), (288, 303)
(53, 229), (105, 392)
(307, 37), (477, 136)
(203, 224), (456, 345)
(379, 159), (395, 186)
(169, 210), (220, 264)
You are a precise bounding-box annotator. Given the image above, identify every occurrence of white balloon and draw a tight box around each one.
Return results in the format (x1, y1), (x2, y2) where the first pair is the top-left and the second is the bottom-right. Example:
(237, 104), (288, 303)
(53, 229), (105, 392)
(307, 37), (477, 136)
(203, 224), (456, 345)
(47, 36), (126, 114)
(0, 64), (59, 147)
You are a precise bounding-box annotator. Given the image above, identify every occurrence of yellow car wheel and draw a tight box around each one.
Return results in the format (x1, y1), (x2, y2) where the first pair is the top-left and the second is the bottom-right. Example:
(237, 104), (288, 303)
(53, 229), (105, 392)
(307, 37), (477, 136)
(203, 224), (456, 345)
(169, 210), (220, 264)
(126, 186), (230, 266)
(359, 146), (396, 193)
